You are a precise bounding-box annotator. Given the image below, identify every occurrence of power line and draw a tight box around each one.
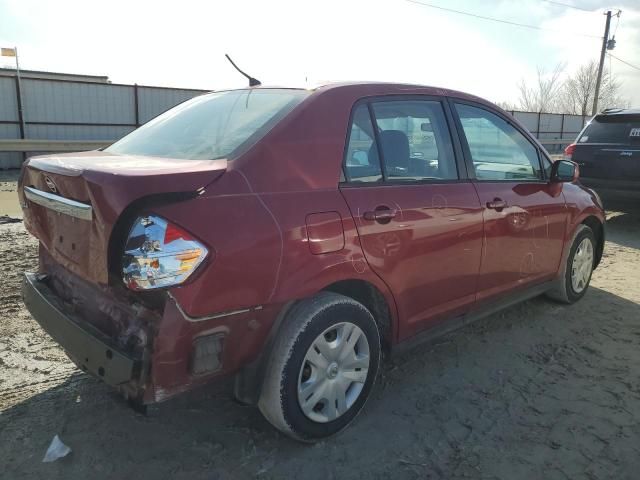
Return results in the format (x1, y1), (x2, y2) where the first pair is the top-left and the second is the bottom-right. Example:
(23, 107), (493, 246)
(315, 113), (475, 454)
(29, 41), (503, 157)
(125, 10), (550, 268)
(539, 0), (592, 12)
(404, 0), (602, 39)
(612, 9), (621, 38)
(608, 53), (640, 71)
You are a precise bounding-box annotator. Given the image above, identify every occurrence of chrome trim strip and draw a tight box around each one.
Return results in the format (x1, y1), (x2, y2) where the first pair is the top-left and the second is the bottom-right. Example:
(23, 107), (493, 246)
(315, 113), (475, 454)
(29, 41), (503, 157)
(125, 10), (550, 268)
(23, 186), (92, 221)
(168, 292), (263, 322)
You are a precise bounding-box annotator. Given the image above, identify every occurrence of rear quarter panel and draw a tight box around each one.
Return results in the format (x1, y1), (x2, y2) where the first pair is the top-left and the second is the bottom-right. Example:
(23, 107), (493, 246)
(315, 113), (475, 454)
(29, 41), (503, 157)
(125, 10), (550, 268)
(158, 170), (399, 338)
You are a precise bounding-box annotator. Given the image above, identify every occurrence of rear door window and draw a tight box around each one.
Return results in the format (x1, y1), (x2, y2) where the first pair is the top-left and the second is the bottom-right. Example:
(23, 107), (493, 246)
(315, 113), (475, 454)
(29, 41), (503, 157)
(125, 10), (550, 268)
(370, 100), (458, 181)
(344, 105), (383, 182)
(578, 115), (640, 144)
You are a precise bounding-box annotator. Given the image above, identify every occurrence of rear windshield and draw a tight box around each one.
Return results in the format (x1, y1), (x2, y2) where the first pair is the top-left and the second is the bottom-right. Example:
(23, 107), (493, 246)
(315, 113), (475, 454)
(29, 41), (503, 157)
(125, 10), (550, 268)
(578, 114), (640, 144)
(106, 89), (309, 160)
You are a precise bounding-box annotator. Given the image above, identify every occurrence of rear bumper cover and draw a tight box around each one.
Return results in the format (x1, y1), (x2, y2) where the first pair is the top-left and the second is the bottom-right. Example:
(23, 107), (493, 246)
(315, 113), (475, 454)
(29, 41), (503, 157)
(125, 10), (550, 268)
(22, 272), (140, 386)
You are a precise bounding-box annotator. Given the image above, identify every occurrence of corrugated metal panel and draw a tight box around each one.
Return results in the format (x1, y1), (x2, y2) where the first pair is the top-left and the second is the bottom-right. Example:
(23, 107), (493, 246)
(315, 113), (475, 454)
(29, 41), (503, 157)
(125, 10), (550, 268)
(0, 77), (18, 121)
(0, 152), (22, 169)
(0, 123), (22, 168)
(137, 87), (206, 123)
(22, 79), (135, 123)
(25, 124), (135, 141)
(538, 113), (563, 133)
(0, 123), (19, 139)
(512, 112), (539, 132)
(563, 115), (587, 134)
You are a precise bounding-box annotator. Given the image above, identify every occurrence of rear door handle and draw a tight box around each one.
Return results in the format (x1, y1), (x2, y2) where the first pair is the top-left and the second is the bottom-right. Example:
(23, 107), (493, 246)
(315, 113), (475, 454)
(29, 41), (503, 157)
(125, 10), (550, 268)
(363, 208), (397, 222)
(486, 198), (508, 210)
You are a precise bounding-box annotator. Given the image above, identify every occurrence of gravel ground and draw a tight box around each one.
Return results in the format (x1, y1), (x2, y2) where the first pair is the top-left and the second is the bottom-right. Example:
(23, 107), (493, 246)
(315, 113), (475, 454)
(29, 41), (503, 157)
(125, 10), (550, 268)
(1, 182), (639, 480)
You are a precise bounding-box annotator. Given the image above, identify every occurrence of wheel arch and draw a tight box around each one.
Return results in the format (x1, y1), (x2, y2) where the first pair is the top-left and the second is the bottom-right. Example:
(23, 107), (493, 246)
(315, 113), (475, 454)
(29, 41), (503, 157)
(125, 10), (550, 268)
(234, 277), (397, 405)
(322, 279), (395, 351)
(581, 215), (605, 268)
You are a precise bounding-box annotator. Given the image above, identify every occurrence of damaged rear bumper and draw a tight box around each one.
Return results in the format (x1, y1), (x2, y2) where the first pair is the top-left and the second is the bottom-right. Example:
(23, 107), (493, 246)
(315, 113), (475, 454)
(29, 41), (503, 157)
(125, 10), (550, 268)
(22, 272), (141, 387)
(22, 265), (283, 406)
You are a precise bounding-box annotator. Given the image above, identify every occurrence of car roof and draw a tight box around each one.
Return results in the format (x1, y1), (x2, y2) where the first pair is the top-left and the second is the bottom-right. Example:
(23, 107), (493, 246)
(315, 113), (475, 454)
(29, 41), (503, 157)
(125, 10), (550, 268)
(312, 81), (487, 101)
(220, 81), (488, 104)
(599, 107), (640, 116)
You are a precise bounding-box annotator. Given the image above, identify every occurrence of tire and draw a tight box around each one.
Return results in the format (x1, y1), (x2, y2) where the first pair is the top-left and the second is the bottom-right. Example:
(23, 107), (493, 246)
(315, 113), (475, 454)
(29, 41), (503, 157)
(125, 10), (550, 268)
(547, 224), (596, 304)
(258, 292), (381, 442)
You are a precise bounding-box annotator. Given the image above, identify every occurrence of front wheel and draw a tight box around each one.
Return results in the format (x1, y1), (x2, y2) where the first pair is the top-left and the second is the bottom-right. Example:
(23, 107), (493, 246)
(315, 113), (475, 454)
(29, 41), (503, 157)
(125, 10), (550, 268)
(547, 224), (596, 304)
(258, 292), (381, 442)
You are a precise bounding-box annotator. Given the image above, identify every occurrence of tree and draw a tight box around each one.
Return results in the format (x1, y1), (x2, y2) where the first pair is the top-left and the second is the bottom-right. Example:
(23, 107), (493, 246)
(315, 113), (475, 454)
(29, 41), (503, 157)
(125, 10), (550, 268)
(516, 63), (565, 112)
(558, 60), (629, 116)
(512, 60), (629, 114)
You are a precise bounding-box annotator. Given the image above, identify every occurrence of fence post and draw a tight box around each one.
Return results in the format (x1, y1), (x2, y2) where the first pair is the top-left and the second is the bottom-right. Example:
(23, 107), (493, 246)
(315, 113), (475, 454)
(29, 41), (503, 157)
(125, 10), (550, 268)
(536, 112), (541, 139)
(134, 83), (140, 127)
(560, 114), (565, 141)
(14, 75), (26, 162)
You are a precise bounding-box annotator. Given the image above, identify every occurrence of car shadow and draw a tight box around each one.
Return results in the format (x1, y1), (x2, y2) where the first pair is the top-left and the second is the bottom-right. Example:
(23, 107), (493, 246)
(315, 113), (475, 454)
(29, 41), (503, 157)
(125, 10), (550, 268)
(604, 199), (640, 250)
(3, 286), (640, 479)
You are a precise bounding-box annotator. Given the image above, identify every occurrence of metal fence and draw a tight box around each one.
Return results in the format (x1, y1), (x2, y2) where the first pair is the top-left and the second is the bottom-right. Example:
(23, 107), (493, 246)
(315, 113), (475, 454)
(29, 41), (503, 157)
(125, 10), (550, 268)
(0, 75), (208, 168)
(506, 110), (588, 154)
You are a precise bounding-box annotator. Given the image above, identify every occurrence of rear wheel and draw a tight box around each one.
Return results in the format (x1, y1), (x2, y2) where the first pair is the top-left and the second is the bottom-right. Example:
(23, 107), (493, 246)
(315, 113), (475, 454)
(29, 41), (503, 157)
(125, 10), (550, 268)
(547, 224), (596, 304)
(258, 292), (380, 442)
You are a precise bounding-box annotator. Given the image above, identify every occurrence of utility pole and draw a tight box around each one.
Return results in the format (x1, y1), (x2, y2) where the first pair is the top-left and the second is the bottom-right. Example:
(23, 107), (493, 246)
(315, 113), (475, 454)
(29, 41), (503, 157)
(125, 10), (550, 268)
(592, 10), (612, 116)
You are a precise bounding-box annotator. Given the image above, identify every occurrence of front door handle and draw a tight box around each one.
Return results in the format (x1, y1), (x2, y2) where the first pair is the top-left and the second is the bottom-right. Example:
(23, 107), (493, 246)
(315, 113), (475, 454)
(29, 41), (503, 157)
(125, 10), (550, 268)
(486, 198), (508, 210)
(363, 208), (397, 222)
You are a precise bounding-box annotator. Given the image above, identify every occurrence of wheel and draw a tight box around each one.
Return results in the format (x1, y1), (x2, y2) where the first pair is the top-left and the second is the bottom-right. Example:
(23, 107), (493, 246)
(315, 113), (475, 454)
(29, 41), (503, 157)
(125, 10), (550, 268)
(258, 292), (381, 442)
(547, 224), (596, 304)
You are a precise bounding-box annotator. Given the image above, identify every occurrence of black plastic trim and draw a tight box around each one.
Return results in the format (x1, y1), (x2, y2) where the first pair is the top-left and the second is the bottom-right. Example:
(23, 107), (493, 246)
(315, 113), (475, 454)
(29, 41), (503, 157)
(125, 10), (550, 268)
(22, 272), (139, 386)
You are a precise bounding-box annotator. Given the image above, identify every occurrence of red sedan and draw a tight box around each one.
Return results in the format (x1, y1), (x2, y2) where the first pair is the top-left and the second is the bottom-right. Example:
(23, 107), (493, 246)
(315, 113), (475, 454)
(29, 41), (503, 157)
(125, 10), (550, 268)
(19, 82), (605, 441)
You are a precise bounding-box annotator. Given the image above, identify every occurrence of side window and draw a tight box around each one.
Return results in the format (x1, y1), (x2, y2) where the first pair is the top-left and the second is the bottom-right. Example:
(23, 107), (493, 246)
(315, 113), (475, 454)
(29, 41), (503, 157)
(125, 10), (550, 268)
(344, 105), (382, 183)
(371, 101), (458, 181)
(455, 103), (542, 181)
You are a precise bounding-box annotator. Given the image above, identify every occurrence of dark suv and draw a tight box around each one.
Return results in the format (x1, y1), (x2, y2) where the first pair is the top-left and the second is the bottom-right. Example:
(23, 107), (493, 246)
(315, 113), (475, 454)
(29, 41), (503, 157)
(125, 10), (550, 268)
(565, 108), (640, 196)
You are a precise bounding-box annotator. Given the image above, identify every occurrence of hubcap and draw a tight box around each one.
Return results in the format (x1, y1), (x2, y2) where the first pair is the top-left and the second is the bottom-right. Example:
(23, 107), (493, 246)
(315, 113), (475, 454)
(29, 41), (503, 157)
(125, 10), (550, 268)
(297, 322), (370, 423)
(571, 237), (594, 293)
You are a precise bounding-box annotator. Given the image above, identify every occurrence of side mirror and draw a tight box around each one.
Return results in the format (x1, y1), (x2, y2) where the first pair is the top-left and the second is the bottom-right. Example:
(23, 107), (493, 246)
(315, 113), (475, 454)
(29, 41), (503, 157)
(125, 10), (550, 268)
(550, 159), (579, 183)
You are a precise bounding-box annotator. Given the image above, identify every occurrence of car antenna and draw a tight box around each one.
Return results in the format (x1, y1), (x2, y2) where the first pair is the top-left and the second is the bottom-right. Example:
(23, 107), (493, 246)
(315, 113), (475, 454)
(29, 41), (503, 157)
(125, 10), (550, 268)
(225, 54), (261, 87)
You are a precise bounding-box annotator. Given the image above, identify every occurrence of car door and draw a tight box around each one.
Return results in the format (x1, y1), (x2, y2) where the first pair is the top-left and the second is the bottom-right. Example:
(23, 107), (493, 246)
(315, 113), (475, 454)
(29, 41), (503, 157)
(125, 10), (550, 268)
(339, 98), (484, 341)
(451, 101), (568, 303)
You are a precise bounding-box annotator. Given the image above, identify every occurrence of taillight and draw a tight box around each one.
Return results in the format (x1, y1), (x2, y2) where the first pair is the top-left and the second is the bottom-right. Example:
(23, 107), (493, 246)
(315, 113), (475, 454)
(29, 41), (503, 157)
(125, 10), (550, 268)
(564, 143), (576, 159)
(122, 215), (209, 291)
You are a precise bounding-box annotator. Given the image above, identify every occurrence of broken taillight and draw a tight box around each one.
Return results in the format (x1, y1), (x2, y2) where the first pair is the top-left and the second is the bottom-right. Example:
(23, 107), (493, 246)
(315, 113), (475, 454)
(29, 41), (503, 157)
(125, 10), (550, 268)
(122, 215), (208, 291)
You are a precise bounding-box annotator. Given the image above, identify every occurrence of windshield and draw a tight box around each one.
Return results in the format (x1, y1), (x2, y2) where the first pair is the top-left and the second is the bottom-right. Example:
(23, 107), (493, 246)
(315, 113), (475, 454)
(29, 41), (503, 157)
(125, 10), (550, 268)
(106, 89), (309, 160)
(579, 114), (640, 144)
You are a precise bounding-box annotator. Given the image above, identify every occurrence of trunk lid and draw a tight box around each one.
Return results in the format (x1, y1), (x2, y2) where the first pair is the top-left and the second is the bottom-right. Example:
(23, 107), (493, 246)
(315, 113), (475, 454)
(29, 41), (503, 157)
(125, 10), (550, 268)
(19, 151), (226, 284)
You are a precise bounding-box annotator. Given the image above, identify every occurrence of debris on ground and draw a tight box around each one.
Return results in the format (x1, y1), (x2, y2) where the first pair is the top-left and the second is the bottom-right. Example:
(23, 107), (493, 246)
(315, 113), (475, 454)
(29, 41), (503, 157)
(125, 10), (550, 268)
(42, 435), (71, 463)
(0, 215), (21, 225)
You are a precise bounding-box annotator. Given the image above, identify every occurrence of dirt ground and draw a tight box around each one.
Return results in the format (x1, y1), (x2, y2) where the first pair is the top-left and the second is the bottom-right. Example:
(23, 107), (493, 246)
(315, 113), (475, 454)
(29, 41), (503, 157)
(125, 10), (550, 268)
(1, 177), (639, 480)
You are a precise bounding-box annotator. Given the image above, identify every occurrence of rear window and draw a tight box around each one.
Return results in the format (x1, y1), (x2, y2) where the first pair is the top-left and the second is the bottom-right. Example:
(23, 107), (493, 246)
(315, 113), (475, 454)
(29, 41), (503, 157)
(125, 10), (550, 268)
(106, 89), (309, 160)
(578, 114), (640, 144)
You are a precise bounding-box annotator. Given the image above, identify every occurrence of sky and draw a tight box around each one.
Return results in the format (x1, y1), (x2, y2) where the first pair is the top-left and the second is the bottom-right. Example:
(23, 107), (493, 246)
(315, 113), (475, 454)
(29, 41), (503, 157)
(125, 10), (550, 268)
(0, 0), (639, 107)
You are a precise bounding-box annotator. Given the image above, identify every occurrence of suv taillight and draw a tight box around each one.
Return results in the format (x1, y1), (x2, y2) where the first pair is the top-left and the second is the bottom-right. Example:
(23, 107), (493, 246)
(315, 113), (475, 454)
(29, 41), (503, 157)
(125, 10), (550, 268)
(564, 143), (576, 159)
(122, 215), (209, 291)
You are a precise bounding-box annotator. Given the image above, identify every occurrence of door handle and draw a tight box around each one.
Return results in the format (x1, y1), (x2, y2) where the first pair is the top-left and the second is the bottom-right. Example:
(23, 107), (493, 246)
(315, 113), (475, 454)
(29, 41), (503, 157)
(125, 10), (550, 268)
(486, 198), (508, 210)
(363, 208), (397, 222)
